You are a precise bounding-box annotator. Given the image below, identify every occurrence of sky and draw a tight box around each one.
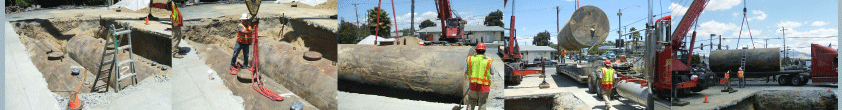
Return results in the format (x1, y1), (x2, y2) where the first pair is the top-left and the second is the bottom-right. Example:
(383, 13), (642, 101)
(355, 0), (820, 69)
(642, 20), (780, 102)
(670, 0), (838, 56)
(338, 0), (671, 45)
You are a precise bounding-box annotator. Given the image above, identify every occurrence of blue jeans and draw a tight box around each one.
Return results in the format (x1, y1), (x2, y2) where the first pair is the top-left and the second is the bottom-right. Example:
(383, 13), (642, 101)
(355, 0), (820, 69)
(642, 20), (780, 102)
(231, 42), (250, 68)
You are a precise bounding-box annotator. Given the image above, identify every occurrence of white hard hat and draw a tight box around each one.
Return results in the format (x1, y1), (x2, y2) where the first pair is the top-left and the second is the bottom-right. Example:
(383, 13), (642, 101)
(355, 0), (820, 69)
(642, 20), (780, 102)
(241, 13), (249, 20)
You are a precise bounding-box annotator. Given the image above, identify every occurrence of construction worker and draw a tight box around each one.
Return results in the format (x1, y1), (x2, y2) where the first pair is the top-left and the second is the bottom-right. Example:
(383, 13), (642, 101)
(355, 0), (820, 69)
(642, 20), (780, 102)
(722, 70), (736, 93)
(231, 13), (255, 69)
(149, 1), (184, 58)
(738, 68), (745, 88)
(465, 43), (492, 110)
(597, 59), (616, 110)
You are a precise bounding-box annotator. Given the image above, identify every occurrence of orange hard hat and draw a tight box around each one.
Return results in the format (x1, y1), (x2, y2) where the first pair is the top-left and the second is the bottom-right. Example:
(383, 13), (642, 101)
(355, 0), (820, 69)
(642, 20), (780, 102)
(604, 60), (612, 66)
(476, 43), (486, 50)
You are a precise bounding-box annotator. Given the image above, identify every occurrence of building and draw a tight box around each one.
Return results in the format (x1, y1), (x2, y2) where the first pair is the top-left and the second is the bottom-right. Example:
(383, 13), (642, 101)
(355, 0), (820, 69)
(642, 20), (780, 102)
(519, 45), (557, 61)
(416, 25), (505, 43)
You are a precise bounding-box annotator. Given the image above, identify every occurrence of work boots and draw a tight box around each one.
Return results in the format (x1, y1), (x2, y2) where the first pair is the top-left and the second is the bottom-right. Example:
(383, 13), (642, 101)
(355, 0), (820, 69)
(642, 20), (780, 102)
(173, 53), (183, 58)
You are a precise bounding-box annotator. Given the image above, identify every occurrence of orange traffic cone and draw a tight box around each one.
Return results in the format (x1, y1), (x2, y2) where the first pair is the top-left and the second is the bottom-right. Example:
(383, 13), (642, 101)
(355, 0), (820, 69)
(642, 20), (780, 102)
(829, 89), (832, 92)
(145, 16), (149, 25)
(703, 94), (709, 103)
(68, 93), (82, 109)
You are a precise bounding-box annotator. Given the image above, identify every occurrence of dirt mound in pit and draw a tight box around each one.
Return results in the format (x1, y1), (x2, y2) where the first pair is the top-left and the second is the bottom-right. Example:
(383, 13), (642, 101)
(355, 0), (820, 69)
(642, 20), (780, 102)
(12, 16), (108, 52)
(183, 14), (336, 61)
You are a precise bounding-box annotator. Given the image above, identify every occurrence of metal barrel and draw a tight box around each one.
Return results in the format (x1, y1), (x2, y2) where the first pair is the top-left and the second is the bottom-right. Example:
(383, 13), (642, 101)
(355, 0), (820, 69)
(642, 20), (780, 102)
(615, 80), (651, 106)
(709, 48), (781, 72)
(337, 44), (475, 97)
(558, 5), (610, 50)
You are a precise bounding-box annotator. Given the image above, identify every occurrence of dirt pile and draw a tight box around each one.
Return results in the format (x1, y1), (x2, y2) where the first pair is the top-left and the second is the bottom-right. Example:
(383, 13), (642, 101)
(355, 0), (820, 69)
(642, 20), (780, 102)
(12, 16), (107, 52)
(724, 90), (837, 110)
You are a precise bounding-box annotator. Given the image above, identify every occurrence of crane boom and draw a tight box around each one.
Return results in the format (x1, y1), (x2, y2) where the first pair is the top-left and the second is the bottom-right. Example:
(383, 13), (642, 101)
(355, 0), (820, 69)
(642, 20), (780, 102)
(670, 0), (709, 48)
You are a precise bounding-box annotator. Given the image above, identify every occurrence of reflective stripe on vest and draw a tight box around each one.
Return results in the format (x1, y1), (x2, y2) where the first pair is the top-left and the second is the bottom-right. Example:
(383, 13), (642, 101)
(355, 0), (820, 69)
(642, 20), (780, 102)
(601, 67), (614, 85)
(237, 24), (253, 44)
(468, 55), (492, 85)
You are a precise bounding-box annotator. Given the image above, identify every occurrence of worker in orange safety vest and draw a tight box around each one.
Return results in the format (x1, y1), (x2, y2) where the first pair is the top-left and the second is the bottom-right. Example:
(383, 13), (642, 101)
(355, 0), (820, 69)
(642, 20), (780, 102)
(231, 13), (255, 69)
(597, 59), (616, 110)
(465, 43), (492, 110)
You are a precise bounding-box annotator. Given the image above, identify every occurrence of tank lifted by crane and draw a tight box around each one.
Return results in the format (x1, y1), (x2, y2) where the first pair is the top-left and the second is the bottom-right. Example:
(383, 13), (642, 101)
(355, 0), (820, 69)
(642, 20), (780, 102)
(557, 5), (611, 50)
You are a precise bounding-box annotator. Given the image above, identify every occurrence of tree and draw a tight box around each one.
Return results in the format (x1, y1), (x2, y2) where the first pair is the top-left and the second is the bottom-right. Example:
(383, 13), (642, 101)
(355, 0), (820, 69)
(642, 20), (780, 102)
(484, 10), (505, 27)
(338, 20), (362, 44)
(629, 27), (642, 51)
(367, 7), (392, 38)
(399, 28), (411, 37)
(419, 19), (436, 29)
(532, 30), (551, 46)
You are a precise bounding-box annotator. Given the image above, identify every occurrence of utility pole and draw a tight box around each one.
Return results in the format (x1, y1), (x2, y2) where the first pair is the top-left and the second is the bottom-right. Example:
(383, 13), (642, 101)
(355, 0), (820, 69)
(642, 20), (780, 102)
(557, 6), (561, 63)
(353, 3), (360, 26)
(782, 27), (787, 62)
(718, 35), (722, 50)
(410, 0), (415, 38)
(764, 39), (769, 48)
(710, 34), (714, 52)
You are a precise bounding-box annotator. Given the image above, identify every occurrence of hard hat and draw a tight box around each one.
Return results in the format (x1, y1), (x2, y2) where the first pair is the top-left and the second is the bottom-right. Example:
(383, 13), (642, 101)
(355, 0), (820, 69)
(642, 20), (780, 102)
(241, 13), (249, 20)
(604, 59), (612, 66)
(476, 43), (486, 50)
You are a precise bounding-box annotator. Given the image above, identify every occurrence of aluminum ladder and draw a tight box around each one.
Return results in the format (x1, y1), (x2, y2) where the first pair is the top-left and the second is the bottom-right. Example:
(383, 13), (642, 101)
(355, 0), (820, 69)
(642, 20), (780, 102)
(91, 22), (138, 92)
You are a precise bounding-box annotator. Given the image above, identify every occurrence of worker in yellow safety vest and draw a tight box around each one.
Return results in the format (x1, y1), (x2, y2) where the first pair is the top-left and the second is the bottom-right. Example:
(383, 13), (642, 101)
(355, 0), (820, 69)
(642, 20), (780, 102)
(598, 59), (616, 110)
(149, 1), (183, 58)
(231, 13), (255, 69)
(465, 43), (492, 110)
(738, 68), (745, 88)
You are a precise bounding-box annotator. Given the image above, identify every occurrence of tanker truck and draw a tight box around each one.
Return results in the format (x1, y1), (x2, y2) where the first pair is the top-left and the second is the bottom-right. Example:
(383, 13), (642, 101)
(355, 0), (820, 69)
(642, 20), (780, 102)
(708, 44), (838, 86)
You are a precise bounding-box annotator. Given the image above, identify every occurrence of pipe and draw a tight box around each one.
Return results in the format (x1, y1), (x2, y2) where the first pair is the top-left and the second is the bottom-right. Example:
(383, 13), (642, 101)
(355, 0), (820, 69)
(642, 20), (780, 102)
(615, 80), (651, 106)
(557, 5), (610, 50)
(709, 48), (781, 72)
(338, 44), (475, 97)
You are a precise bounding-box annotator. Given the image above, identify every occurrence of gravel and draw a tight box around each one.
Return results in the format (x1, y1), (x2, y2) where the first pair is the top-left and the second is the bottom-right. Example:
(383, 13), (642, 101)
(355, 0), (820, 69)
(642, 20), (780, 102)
(77, 74), (170, 109)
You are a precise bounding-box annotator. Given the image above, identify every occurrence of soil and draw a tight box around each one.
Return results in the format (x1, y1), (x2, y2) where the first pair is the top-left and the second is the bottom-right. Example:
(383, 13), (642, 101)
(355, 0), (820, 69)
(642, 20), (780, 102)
(183, 13), (336, 61)
(279, 0), (337, 10)
(12, 16), (107, 52)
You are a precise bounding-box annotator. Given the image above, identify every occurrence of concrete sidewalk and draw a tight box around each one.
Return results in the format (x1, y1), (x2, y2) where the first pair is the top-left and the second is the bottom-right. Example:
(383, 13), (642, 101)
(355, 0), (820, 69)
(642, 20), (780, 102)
(4, 21), (61, 110)
(172, 40), (244, 110)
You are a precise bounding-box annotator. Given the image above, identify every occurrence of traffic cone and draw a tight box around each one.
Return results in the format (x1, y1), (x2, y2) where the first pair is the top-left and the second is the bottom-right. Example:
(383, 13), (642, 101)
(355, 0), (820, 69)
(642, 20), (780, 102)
(145, 16), (149, 25)
(68, 93), (82, 110)
(829, 89), (832, 92)
(703, 94), (709, 103)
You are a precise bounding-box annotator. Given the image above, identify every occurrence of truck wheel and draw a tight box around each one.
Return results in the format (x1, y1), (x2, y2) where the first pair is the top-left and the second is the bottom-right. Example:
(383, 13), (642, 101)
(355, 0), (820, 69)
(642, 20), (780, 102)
(790, 75), (802, 86)
(799, 77), (809, 85)
(778, 75), (790, 86)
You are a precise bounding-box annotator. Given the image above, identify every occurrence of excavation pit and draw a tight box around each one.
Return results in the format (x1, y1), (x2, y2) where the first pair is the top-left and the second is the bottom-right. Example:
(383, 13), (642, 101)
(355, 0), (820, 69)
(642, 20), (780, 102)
(11, 16), (172, 97)
(182, 14), (337, 110)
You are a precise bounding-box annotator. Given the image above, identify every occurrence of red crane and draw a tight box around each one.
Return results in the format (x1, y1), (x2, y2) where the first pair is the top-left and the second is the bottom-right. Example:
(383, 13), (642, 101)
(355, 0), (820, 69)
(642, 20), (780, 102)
(434, 0), (467, 43)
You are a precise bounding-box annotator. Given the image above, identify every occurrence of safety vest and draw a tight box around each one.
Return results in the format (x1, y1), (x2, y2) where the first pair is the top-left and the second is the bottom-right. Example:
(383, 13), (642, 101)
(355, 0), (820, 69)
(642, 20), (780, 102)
(724, 72), (730, 79)
(170, 1), (182, 27)
(236, 23), (253, 44)
(601, 67), (614, 85)
(738, 70), (744, 78)
(467, 55), (492, 85)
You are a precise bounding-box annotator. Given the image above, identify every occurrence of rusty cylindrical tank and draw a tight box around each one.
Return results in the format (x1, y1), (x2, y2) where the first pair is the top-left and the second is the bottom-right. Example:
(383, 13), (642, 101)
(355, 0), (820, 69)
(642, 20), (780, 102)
(338, 44), (475, 97)
(709, 48), (781, 72)
(558, 5), (610, 50)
